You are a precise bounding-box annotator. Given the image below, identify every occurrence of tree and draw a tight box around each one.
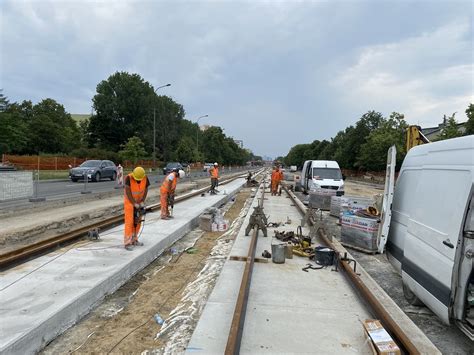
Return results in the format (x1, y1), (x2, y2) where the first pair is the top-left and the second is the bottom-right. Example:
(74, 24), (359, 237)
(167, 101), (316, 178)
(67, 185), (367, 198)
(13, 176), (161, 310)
(28, 99), (81, 154)
(357, 112), (408, 170)
(464, 104), (474, 135)
(89, 72), (156, 152)
(154, 96), (186, 160)
(438, 113), (462, 140)
(0, 111), (28, 154)
(284, 144), (310, 167)
(119, 136), (147, 164)
(0, 98), (80, 155)
(0, 89), (9, 112)
(174, 136), (198, 162)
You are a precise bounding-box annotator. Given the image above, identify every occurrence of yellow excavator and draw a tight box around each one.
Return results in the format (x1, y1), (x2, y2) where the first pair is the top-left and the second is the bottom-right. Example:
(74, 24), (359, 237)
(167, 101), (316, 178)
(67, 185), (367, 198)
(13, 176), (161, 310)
(406, 125), (430, 152)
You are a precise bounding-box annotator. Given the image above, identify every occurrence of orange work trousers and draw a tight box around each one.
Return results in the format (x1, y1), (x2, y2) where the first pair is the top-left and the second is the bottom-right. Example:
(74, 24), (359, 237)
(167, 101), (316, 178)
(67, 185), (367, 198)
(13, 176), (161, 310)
(124, 203), (141, 246)
(271, 180), (280, 195)
(160, 191), (169, 218)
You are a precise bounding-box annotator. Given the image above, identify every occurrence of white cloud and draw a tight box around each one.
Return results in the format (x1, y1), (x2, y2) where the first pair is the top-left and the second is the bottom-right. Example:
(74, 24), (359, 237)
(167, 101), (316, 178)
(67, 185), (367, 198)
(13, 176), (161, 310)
(1, 0), (472, 156)
(333, 21), (473, 127)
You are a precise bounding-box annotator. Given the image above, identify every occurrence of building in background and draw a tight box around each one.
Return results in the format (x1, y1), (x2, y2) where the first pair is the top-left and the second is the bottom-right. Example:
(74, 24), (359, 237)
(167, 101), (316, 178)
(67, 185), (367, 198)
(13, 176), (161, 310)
(233, 139), (243, 148)
(199, 124), (212, 131)
(421, 116), (466, 141)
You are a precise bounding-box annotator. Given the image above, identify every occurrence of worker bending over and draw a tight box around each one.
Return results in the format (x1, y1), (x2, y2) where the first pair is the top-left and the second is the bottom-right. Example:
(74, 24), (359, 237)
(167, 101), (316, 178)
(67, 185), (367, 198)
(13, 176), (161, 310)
(160, 168), (184, 219)
(271, 166), (283, 196)
(209, 162), (219, 194)
(124, 167), (150, 250)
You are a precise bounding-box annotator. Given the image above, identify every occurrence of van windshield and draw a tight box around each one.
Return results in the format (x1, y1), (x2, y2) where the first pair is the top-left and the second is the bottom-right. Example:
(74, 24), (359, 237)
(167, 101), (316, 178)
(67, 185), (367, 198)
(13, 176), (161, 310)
(312, 168), (342, 180)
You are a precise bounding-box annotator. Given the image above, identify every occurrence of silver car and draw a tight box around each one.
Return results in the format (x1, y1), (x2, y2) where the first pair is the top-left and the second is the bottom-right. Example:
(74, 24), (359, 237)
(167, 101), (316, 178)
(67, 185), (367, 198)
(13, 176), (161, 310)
(69, 160), (117, 182)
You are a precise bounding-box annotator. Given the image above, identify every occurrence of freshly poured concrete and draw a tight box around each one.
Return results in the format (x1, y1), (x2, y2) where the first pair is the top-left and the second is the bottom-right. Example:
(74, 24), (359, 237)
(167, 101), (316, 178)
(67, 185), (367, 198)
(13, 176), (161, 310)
(187, 187), (373, 354)
(0, 178), (246, 355)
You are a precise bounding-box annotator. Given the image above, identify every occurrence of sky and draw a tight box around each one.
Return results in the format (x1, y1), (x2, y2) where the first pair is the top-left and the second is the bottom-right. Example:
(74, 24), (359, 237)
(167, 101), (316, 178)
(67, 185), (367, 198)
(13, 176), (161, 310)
(1, 0), (473, 158)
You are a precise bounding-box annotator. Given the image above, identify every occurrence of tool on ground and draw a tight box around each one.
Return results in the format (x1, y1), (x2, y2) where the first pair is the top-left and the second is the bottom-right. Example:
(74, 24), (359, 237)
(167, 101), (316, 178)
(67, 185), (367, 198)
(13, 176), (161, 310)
(302, 263), (324, 272)
(87, 228), (100, 240)
(334, 252), (360, 275)
(245, 205), (268, 237)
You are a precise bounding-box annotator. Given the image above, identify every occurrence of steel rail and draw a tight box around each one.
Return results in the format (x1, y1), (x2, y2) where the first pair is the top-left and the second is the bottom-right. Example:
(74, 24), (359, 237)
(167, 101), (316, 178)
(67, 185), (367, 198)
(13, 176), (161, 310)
(0, 171), (259, 270)
(225, 178), (266, 355)
(282, 185), (420, 355)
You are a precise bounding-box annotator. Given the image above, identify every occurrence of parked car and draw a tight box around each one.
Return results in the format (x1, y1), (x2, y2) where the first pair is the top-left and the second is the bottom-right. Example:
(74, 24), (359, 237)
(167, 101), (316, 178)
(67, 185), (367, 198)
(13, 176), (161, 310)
(69, 160), (117, 182)
(163, 162), (183, 175)
(203, 163), (214, 172)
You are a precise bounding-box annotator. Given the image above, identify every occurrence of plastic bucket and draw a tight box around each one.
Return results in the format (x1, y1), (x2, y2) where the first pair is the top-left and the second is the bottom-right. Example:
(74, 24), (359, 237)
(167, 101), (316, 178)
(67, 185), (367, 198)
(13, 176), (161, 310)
(271, 244), (286, 264)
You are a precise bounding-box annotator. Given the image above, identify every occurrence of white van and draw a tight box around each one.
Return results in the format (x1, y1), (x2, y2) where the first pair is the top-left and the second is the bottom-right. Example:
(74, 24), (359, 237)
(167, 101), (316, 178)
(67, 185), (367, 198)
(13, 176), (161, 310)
(384, 135), (474, 339)
(298, 160), (344, 194)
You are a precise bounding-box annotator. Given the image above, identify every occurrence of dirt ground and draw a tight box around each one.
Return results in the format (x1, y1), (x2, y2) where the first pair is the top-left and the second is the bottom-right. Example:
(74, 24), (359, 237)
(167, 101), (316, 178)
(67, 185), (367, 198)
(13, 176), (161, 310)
(42, 187), (254, 354)
(344, 179), (384, 197)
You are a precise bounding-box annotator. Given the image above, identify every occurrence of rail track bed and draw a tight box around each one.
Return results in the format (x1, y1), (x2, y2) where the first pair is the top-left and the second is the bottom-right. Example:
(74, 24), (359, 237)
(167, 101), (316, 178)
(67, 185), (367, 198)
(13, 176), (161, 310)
(0, 171), (443, 354)
(0, 176), (250, 354)
(188, 179), (440, 354)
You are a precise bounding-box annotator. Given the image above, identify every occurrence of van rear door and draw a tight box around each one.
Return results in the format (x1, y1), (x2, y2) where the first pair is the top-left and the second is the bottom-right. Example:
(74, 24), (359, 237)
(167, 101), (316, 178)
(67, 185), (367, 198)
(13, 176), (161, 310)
(378, 145), (396, 253)
(453, 189), (474, 339)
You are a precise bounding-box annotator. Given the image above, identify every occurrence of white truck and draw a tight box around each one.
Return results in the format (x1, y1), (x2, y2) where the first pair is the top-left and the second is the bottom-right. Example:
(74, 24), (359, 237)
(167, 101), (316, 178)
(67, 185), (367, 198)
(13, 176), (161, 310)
(381, 135), (474, 339)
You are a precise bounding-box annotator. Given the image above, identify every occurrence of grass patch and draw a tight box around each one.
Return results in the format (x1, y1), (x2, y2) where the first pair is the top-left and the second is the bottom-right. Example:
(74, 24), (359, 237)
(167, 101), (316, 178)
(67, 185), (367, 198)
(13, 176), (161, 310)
(38, 170), (70, 180)
(71, 114), (91, 124)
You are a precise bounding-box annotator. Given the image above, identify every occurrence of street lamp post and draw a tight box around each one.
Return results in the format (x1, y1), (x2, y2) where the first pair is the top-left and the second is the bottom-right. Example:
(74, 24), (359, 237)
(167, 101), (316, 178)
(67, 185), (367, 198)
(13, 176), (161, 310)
(153, 83), (171, 170)
(196, 115), (208, 163)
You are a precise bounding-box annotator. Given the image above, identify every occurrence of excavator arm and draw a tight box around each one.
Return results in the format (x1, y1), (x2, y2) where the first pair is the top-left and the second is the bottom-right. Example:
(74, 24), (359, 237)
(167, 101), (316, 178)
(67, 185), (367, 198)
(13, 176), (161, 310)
(406, 125), (430, 152)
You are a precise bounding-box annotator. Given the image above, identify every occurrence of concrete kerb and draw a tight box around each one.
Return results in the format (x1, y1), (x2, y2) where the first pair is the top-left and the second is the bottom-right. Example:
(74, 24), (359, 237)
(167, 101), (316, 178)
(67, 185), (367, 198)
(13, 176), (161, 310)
(0, 178), (247, 355)
(288, 189), (440, 354)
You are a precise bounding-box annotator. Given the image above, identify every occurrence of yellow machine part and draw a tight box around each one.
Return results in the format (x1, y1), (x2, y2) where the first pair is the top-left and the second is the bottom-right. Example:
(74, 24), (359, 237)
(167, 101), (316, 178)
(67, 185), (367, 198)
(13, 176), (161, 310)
(406, 125), (430, 152)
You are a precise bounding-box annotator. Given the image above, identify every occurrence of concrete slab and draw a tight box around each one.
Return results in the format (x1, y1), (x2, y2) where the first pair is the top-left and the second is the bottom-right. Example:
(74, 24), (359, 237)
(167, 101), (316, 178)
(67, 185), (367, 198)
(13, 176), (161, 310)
(187, 187), (374, 354)
(0, 178), (246, 355)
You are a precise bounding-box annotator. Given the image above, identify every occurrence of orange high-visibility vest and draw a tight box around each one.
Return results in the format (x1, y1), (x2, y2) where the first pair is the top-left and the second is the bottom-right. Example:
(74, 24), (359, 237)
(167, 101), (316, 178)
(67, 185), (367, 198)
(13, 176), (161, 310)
(210, 167), (219, 178)
(124, 173), (147, 206)
(278, 170), (283, 181)
(272, 170), (282, 182)
(161, 173), (177, 194)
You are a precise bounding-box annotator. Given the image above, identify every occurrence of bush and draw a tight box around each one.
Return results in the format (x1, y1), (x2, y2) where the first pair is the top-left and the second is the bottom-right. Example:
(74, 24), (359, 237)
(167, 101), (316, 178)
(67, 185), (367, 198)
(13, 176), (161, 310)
(69, 148), (120, 163)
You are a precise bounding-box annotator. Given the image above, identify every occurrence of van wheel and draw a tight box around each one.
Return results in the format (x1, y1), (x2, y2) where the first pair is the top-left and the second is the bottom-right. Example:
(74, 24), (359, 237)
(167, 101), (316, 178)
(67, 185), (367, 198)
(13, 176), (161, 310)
(403, 282), (425, 306)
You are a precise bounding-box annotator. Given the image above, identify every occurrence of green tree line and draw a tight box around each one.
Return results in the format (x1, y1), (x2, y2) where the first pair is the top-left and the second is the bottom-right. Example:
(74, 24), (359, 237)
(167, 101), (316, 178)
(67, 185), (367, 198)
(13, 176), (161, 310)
(284, 105), (473, 171)
(0, 72), (256, 166)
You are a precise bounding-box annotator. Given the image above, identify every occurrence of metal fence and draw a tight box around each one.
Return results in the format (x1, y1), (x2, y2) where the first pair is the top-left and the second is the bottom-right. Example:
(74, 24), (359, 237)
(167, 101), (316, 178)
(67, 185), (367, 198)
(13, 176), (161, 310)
(0, 171), (33, 201)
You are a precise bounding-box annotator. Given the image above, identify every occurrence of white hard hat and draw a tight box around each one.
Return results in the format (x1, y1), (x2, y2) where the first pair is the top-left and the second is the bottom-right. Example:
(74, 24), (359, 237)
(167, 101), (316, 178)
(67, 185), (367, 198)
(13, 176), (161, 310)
(178, 169), (185, 178)
(214, 162), (218, 166)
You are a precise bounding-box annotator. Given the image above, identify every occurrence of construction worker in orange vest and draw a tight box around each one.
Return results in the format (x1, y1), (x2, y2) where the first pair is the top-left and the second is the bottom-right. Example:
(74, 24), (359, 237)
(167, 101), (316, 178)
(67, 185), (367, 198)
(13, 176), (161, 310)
(209, 162), (219, 194)
(160, 168), (184, 219)
(124, 167), (150, 250)
(271, 165), (284, 196)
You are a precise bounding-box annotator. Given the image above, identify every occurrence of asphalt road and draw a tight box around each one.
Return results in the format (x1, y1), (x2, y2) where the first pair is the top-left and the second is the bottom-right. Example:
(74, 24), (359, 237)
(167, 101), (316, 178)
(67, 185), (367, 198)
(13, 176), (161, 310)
(0, 169), (248, 210)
